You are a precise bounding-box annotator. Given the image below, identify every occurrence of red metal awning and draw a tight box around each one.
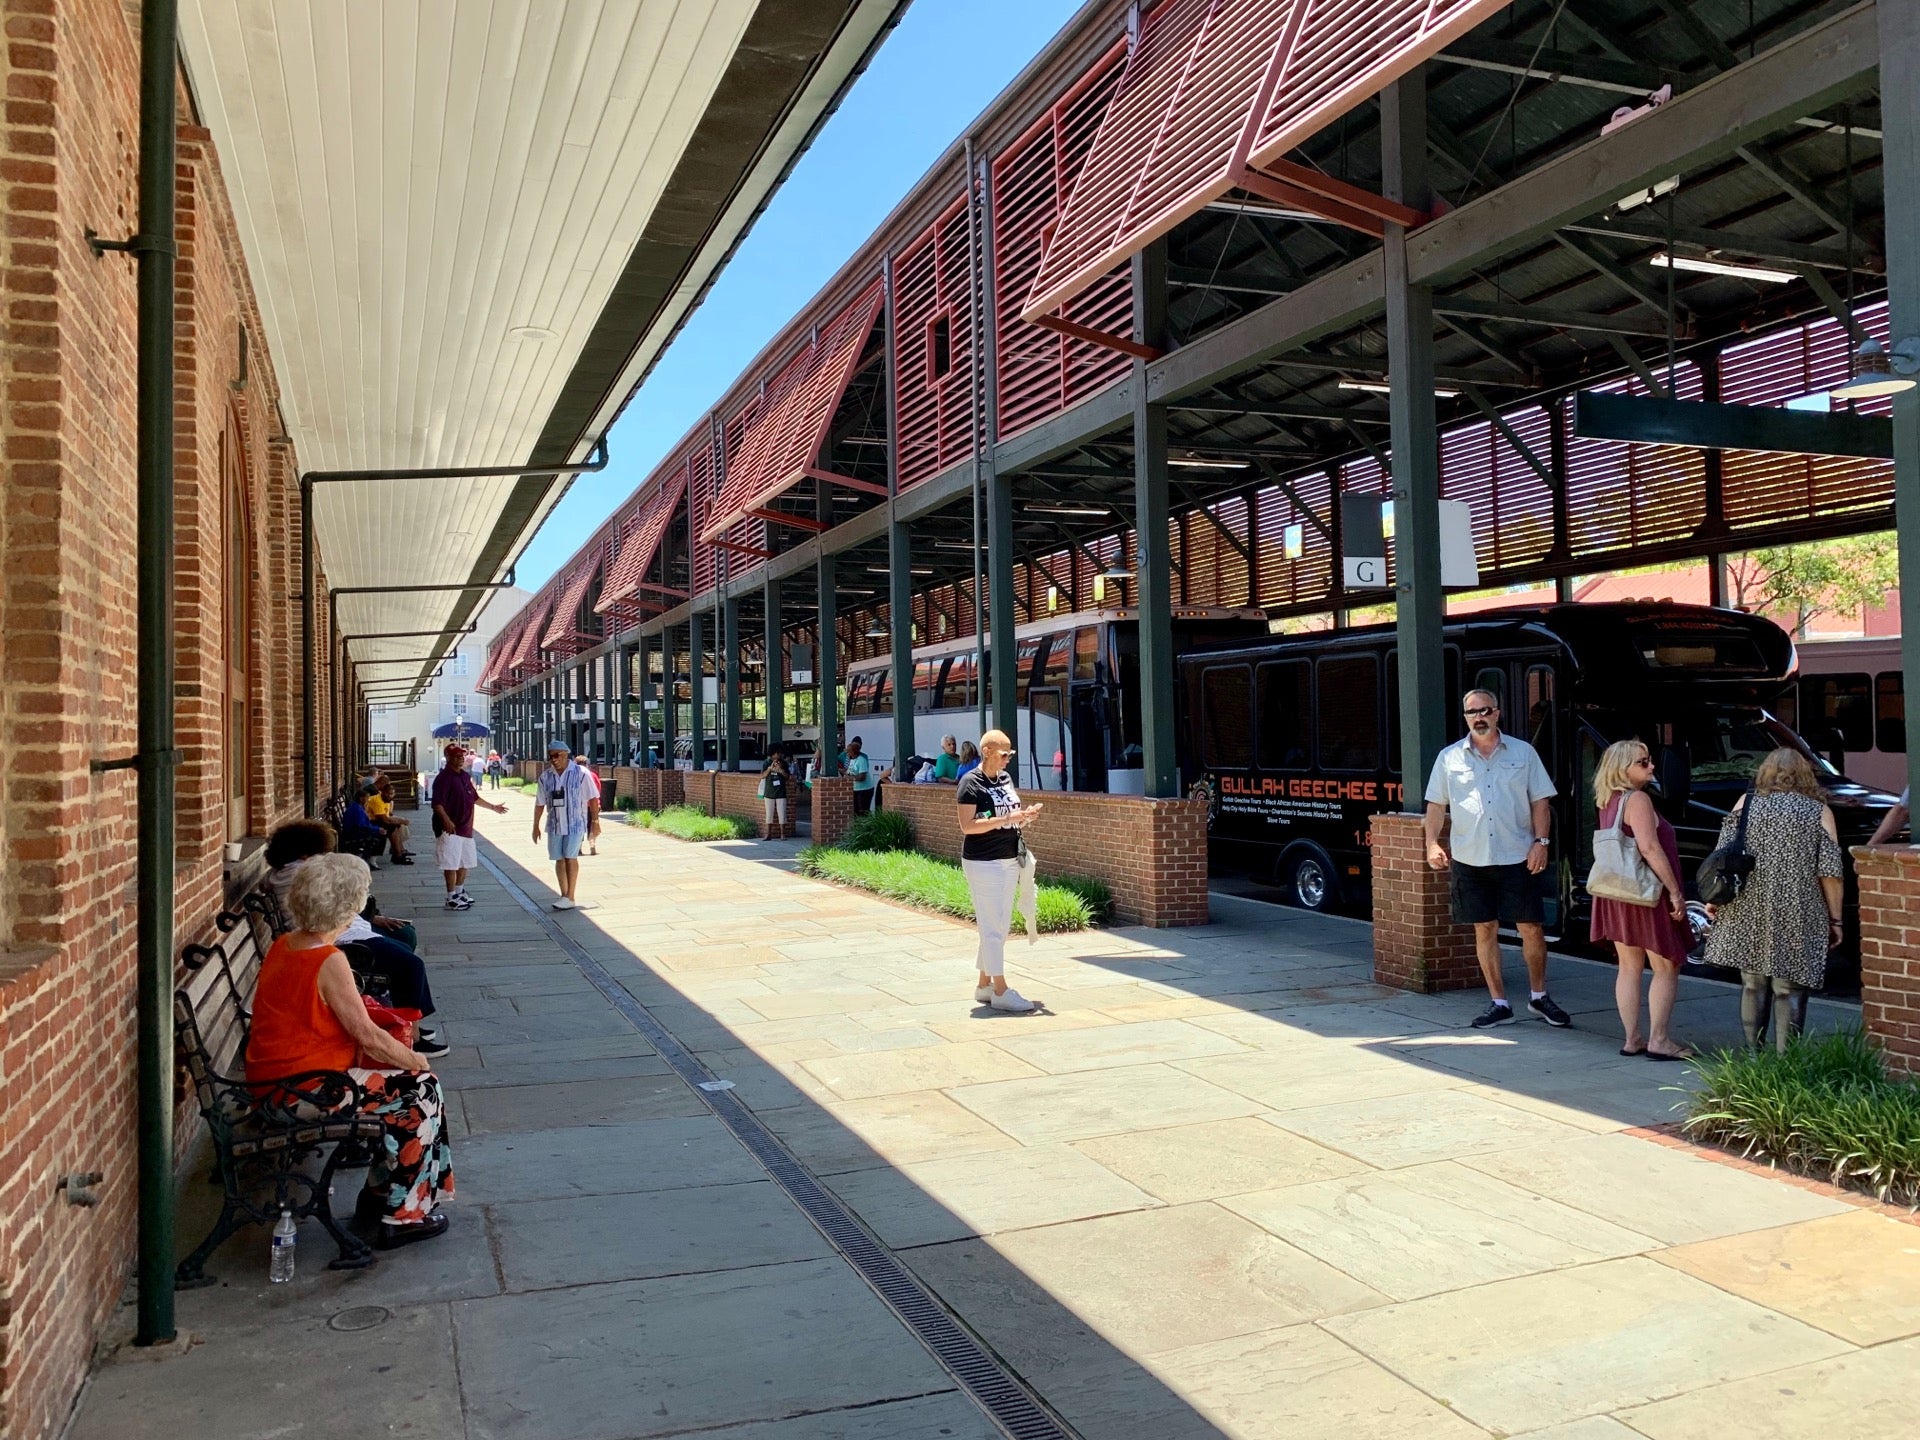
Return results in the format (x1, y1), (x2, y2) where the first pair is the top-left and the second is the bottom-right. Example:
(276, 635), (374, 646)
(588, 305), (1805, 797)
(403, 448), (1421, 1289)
(596, 483), (682, 615)
(505, 597), (553, 674)
(700, 282), (884, 544)
(1021, 0), (1507, 325)
(478, 622), (521, 693)
(541, 562), (601, 652)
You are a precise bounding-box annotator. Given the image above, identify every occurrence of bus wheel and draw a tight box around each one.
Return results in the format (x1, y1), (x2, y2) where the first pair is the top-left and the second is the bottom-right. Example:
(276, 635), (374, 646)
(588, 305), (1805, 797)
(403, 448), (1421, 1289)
(1285, 848), (1338, 913)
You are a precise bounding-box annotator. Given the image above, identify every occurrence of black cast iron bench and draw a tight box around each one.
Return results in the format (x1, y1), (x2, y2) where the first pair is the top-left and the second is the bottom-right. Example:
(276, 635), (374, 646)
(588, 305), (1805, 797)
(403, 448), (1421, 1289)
(173, 887), (383, 1285)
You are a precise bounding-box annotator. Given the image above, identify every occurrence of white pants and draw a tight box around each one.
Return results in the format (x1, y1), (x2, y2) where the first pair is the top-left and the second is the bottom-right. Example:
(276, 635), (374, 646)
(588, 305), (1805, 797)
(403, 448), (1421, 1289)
(963, 855), (1036, 977)
(763, 797), (788, 823)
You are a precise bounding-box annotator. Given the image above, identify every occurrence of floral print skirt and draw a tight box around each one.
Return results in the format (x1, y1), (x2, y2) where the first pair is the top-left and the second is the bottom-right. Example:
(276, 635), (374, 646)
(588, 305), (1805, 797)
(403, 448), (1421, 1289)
(349, 1067), (454, 1224)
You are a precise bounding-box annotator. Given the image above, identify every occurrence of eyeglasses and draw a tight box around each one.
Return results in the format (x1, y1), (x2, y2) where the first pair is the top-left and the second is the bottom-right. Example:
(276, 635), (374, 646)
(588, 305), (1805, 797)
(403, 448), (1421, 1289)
(1631, 756), (1655, 768)
(1462, 706), (1496, 718)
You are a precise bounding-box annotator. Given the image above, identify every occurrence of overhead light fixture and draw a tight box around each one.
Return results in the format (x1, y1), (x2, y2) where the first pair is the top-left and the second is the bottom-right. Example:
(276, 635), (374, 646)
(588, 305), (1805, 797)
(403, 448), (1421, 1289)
(507, 324), (557, 342)
(1616, 175), (1680, 212)
(1646, 253), (1795, 284)
(863, 565), (933, 576)
(1169, 456), (1249, 470)
(1100, 563), (1134, 581)
(1027, 502), (1111, 517)
(933, 540), (979, 552)
(864, 621), (888, 638)
(1830, 336), (1920, 400)
(1337, 378), (1461, 398)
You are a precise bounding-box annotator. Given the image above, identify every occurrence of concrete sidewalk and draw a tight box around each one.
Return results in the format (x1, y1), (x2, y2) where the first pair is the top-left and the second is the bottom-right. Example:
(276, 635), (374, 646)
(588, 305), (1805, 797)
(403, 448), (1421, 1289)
(71, 789), (1920, 1439)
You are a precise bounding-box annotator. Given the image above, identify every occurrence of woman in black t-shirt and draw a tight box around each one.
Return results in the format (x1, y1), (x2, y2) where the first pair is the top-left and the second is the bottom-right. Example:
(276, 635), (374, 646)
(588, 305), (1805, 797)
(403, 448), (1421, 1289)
(760, 747), (792, 838)
(955, 730), (1042, 1012)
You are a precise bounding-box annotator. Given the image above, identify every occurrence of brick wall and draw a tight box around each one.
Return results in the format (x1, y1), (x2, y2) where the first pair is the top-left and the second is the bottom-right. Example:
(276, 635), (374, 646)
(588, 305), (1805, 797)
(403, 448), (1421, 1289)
(712, 772), (768, 835)
(1370, 812), (1481, 992)
(1853, 846), (1920, 1079)
(879, 784), (1210, 927)
(610, 767), (684, 813)
(0, 7), (309, 1435)
(812, 776), (855, 849)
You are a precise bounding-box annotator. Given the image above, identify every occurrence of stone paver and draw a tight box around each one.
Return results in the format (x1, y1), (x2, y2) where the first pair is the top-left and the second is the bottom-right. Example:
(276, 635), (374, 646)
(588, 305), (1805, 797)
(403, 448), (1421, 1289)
(70, 790), (1908, 1440)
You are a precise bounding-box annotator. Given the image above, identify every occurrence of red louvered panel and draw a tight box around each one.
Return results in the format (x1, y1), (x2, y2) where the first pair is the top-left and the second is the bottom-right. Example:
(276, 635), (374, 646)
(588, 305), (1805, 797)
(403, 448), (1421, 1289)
(1719, 303), (1893, 532)
(598, 482), (680, 617)
(703, 283), (885, 540)
(541, 559), (601, 654)
(689, 438), (719, 598)
(1439, 406), (1556, 573)
(894, 193), (977, 489)
(1565, 364), (1706, 557)
(1251, 474), (1334, 610)
(1023, 0), (1508, 321)
(508, 597), (553, 673)
(993, 41), (1133, 442)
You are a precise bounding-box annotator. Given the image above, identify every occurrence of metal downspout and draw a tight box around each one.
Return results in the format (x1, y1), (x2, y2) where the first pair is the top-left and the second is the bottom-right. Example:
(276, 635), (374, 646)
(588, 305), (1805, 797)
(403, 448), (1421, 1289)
(135, 0), (180, 1348)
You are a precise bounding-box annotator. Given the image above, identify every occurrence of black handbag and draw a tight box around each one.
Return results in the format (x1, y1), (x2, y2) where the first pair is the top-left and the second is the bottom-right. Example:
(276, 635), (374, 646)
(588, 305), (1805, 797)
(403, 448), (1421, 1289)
(1697, 788), (1757, 905)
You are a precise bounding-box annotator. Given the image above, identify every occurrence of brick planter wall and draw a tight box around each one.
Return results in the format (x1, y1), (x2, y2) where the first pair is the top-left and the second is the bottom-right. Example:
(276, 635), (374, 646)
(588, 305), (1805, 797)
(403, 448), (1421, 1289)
(713, 773), (770, 835)
(1853, 845), (1920, 1079)
(1371, 812), (1481, 992)
(680, 771), (716, 816)
(608, 768), (684, 813)
(517, 761), (541, 783)
(879, 784), (1209, 927)
(812, 777), (855, 848)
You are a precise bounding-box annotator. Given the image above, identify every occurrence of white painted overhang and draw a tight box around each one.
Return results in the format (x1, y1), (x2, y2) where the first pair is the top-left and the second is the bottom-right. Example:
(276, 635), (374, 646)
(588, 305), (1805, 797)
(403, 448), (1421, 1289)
(179, 0), (908, 696)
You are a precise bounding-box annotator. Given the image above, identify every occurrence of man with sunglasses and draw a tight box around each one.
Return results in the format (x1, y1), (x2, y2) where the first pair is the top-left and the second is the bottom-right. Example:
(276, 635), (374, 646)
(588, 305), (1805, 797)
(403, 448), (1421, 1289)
(1423, 689), (1569, 1030)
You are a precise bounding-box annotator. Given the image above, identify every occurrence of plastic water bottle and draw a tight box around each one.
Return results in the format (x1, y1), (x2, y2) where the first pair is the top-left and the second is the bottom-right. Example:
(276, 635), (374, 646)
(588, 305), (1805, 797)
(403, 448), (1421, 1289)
(269, 1208), (297, 1283)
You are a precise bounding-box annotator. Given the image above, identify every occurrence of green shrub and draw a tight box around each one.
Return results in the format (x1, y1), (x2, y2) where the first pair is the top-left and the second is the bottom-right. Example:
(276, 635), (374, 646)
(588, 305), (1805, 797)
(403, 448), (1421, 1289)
(615, 795), (640, 812)
(1051, 874), (1113, 922)
(502, 776), (528, 789)
(841, 809), (915, 853)
(644, 804), (756, 842)
(1683, 1028), (1920, 1207)
(796, 846), (1095, 932)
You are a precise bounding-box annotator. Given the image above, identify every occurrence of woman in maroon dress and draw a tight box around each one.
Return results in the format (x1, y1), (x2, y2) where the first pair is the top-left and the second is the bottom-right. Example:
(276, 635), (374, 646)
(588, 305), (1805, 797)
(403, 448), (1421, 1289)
(1591, 740), (1694, 1060)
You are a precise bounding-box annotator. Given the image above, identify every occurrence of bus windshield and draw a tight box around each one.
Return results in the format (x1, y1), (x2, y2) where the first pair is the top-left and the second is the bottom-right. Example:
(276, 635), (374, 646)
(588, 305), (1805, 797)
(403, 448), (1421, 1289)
(1666, 709), (1839, 784)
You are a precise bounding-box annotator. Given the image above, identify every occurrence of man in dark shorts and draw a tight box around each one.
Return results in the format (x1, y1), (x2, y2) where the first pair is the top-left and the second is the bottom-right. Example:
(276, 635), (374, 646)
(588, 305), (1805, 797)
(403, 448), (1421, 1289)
(1423, 689), (1570, 1030)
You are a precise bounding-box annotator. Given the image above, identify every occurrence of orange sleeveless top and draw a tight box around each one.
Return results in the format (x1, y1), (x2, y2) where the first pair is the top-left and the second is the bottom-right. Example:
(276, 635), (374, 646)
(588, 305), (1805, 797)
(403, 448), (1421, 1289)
(246, 936), (358, 1082)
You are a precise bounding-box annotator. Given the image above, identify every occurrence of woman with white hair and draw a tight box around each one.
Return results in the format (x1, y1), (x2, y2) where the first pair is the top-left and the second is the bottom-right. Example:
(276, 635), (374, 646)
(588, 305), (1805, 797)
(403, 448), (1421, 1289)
(247, 853), (454, 1248)
(955, 729), (1043, 1012)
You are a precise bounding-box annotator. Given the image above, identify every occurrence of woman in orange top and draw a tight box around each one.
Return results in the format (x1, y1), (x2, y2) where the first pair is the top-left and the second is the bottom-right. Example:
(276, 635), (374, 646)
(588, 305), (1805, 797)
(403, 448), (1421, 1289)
(248, 853), (454, 1248)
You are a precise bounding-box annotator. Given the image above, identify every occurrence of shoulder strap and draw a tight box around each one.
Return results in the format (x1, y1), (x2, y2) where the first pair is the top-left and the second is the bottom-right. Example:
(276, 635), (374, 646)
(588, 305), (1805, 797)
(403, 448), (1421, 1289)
(1731, 786), (1756, 847)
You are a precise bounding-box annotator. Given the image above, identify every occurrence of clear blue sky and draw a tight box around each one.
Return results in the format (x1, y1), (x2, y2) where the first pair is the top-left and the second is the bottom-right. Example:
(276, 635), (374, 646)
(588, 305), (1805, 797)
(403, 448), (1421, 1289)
(513, 0), (1087, 590)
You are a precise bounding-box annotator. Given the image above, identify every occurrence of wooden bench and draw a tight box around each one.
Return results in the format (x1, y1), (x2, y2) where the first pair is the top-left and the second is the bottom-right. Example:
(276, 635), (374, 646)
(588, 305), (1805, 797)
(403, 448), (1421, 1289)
(173, 887), (383, 1285)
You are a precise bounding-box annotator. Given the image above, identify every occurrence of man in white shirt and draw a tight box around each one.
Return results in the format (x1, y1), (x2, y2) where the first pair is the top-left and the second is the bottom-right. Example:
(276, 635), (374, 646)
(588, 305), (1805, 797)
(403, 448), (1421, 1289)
(533, 741), (600, 910)
(1423, 689), (1569, 1030)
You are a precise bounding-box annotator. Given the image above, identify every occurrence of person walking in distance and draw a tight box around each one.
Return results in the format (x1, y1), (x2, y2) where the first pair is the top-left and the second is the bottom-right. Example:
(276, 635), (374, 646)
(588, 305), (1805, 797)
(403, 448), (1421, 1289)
(1423, 689), (1570, 1029)
(431, 744), (507, 910)
(955, 730), (1042, 1013)
(533, 741), (600, 910)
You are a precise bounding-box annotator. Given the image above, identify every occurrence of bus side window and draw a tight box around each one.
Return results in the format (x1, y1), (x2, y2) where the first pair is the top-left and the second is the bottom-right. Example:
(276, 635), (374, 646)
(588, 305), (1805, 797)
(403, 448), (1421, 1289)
(1805, 673), (1872, 753)
(874, 669), (893, 716)
(1074, 627), (1099, 682)
(1878, 672), (1905, 753)
(913, 659), (939, 714)
(942, 652), (976, 711)
(1317, 655), (1379, 771)
(1202, 666), (1254, 769)
(1041, 635), (1070, 691)
(848, 672), (877, 715)
(1014, 638), (1041, 707)
(1473, 666), (1505, 710)
(1256, 660), (1311, 770)
(1526, 665), (1555, 771)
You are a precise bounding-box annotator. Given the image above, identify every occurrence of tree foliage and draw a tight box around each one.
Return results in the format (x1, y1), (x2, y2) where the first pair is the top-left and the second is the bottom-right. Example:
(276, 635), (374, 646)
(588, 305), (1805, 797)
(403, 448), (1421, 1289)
(1725, 532), (1899, 636)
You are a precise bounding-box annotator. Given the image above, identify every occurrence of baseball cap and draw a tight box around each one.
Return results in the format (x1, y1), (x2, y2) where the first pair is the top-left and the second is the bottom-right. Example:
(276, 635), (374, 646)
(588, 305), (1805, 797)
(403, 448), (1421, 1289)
(546, 740), (571, 754)
(444, 743), (466, 760)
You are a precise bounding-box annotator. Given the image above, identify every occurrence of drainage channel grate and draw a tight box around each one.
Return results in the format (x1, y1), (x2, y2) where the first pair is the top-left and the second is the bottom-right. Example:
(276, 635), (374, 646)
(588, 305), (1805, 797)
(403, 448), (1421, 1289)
(477, 852), (1075, 1440)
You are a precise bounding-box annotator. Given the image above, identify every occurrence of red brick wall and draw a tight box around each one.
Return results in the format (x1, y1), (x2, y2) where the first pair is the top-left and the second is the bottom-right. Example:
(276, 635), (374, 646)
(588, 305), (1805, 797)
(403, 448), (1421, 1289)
(1853, 846), (1920, 1079)
(1370, 812), (1480, 992)
(879, 784), (1209, 927)
(0, 9), (309, 1435)
(712, 772), (768, 835)
(812, 776), (855, 849)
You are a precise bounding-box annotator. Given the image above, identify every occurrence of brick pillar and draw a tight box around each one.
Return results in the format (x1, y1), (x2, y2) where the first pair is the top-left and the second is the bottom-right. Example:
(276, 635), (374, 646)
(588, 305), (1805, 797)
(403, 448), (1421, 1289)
(811, 776), (854, 848)
(1853, 845), (1920, 1079)
(1371, 812), (1480, 992)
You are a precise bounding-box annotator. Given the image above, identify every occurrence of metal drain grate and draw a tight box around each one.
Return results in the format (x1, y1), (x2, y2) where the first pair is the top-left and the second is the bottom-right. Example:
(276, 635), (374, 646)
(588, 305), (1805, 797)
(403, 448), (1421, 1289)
(477, 852), (1074, 1440)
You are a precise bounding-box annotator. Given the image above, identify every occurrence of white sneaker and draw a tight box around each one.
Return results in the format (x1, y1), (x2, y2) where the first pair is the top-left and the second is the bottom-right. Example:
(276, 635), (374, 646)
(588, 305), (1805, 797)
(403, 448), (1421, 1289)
(974, 984), (993, 1005)
(551, 897), (576, 911)
(444, 894), (473, 911)
(570, 899), (596, 911)
(989, 987), (1037, 1013)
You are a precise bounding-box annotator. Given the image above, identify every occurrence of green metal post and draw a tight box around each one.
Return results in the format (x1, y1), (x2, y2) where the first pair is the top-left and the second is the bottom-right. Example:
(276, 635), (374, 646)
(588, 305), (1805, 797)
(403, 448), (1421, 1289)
(1132, 239), (1177, 796)
(818, 557), (839, 777)
(135, 0), (179, 1347)
(723, 594), (742, 769)
(662, 629), (680, 763)
(976, 156), (1016, 738)
(883, 256), (916, 772)
(689, 608), (706, 770)
(1883, 2), (1920, 787)
(1383, 69), (1449, 799)
(764, 579), (785, 753)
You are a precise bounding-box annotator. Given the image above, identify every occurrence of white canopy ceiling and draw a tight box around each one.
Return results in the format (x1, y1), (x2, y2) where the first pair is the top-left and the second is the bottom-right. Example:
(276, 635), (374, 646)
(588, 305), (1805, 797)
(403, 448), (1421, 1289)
(179, 0), (906, 692)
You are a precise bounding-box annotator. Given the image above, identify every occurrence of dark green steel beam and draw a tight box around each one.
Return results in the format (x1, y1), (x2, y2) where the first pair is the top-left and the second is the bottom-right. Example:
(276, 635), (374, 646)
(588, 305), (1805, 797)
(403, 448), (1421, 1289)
(1571, 392), (1893, 459)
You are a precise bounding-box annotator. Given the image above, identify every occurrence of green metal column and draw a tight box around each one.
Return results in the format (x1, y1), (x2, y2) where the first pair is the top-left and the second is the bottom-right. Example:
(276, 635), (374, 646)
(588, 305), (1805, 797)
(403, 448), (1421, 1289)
(817, 557), (839, 777)
(883, 256), (916, 772)
(1884, 1), (1920, 786)
(722, 594), (742, 769)
(977, 156), (1017, 738)
(634, 636), (652, 765)
(1383, 69), (1448, 799)
(689, 609), (705, 770)
(134, 0), (179, 1347)
(662, 628), (680, 763)
(764, 579), (784, 753)
(1132, 239), (1177, 796)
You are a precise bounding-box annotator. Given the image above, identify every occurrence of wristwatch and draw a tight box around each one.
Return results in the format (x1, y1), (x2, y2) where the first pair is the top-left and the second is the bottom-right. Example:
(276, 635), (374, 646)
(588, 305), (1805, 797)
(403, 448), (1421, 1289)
(1531, 837), (1549, 847)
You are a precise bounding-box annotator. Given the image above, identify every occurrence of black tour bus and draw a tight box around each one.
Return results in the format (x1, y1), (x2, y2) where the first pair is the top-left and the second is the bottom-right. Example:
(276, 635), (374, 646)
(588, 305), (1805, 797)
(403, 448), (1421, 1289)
(1178, 603), (1899, 989)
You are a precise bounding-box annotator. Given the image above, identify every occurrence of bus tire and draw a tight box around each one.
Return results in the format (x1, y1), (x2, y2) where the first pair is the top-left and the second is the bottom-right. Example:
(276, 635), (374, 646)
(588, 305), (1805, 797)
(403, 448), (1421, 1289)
(1282, 845), (1339, 913)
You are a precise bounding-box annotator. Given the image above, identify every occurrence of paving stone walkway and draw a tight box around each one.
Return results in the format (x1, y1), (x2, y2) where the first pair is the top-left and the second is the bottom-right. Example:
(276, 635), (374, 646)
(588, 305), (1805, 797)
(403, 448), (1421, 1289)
(71, 789), (1920, 1440)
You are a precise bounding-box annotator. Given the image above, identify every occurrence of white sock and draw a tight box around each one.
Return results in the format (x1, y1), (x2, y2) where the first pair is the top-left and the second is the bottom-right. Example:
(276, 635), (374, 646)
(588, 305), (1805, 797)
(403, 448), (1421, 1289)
(1530, 990), (1548, 1002)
